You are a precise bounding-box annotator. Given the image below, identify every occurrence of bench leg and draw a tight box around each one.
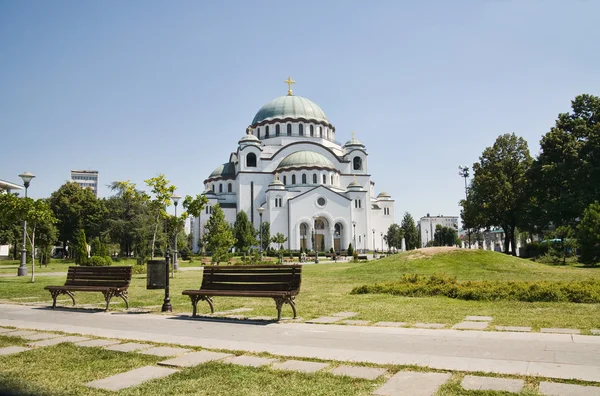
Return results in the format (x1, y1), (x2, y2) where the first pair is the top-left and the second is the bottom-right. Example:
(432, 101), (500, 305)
(49, 290), (60, 309)
(117, 290), (129, 309)
(273, 296), (297, 321)
(190, 296), (214, 317)
(102, 290), (115, 312)
(65, 291), (76, 306)
(288, 296), (297, 319)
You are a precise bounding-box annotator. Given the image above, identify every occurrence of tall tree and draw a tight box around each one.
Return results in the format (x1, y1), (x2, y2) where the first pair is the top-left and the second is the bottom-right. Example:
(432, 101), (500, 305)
(400, 213), (419, 250)
(72, 229), (88, 265)
(233, 211), (256, 254)
(203, 204), (236, 264)
(48, 182), (106, 248)
(183, 194), (208, 254)
(466, 133), (533, 255)
(578, 201), (600, 265)
(385, 224), (403, 251)
(433, 224), (459, 247)
(145, 174), (176, 259)
(260, 221), (271, 251)
(530, 94), (600, 229)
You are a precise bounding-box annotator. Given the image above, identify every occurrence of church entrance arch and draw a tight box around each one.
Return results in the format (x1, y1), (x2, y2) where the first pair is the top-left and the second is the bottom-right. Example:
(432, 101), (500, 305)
(299, 223), (309, 250)
(313, 217), (328, 252)
(334, 223), (343, 252)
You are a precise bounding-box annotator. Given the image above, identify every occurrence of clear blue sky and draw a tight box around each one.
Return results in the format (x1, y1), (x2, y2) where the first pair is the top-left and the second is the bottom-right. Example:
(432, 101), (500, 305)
(1, 1), (598, 221)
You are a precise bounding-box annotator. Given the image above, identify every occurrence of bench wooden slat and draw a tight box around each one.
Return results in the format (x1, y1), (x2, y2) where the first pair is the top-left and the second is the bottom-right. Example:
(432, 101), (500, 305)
(196, 283), (297, 292)
(204, 274), (300, 283)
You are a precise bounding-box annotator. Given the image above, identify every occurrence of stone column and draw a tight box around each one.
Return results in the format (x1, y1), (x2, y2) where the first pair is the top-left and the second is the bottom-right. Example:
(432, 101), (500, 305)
(329, 228), (335, 252)
(401, 237), (406, 252)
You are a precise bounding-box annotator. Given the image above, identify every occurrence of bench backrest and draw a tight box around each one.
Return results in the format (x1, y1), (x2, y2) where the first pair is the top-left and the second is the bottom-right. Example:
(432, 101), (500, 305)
(200, 265), (302, 293)
(65, 266), (132, 288)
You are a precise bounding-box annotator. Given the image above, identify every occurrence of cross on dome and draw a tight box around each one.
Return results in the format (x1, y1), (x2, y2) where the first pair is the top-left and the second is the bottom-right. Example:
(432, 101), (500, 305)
(284, 76), (296, 96)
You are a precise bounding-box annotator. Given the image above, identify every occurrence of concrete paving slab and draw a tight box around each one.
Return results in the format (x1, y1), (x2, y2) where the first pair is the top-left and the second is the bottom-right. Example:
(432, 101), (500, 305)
(248, 316), (275, 321)
(341, 320), (370, 325)
(453, 321), (489, 330)
(105, 342), (152, 352)
(527, 362), (600, 382)
(158, 351), (233, 367)
(27, 336), (89, 347)
(75, 339), (122, 348)
(331, 312), (358, 318)
(271, 359), (329, 373)
(4, 330), (38, 337)
(20, 333), (62, 341)
(306, 316), (342, 324)
(591, 329), (600, 335)
(465, 316), (493, 322)
(541, 328), (581, 334)
(461, 375), (524, 392)
(373, 371), (451, 396)
(137, 346), (191, 357)
(374, 322), (407, 327)
(495, 326), (532, 332)
(539, 381), (600, 395)
(0, 346), (31, 356)
(413, 323), (445, 329)
(86, 365), (179, 391)
(224, 355), (277, 367)
(330, 365), (386, 380)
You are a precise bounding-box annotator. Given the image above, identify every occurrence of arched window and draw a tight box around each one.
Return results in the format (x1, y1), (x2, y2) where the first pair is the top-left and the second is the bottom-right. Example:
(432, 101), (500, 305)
(319, 126), (323, 137)
(331, 175), (334, 185)
(257, 127), (260, 139)
(302, 174), (307, 184)
(299, 124), (304, 136)
(246, 152), (257, 167)
(283, 175), (287, 185)
(211, 184), (215, 192)
(312, 174), (317, 184)
(322, 174), (326, 184)
(274, 197), (283, 208)
(265, 126), (270, 138)
(219, 184), (223, 193)
(353, 156), (362, 170)
(276, 124), (280, 136)
(228, 183), (232, 193)
(310, 125), (314, 137)
(287, 123), (292, 136)
(292, 175), (296, 184)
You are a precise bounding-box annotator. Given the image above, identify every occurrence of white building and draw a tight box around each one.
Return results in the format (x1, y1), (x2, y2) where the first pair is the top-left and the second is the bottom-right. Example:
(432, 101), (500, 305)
(70, 170), (99, 197)
(418, 214), (459, 247)
(191, 80), (395, 252)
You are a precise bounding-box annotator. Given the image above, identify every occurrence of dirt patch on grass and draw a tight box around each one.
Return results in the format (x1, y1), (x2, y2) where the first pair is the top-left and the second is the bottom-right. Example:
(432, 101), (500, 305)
(406, 247), (459, 260)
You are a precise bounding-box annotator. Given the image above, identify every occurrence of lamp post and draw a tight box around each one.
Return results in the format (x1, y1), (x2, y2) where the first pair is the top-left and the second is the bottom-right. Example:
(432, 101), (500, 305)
(257, 207), (265, 262)
(363, 234), (366, 253)
(458, 165), (471, 248)
(171, 194), (181, 276)
(313, 216), (319, 263)
(425, 229), (429, 246)
(18, 172), (35, 277)
(372, 229), (376, 259)
(161, 250), (172, 312)
(380, 232), (384, 254)
(352, 221), (357, 252)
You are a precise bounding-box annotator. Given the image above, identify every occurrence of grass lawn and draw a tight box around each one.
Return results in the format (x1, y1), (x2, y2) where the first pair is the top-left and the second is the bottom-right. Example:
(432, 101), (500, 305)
(1, 248), (600, 331)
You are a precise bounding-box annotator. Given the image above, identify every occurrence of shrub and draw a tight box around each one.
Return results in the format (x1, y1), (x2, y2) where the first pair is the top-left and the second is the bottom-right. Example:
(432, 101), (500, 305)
(347, 243), (354, 257)
(351, 274), (600, 303)
(131, 264), (146, 275)
(85, 256), (112, 267)
(579, 201), (600, 265)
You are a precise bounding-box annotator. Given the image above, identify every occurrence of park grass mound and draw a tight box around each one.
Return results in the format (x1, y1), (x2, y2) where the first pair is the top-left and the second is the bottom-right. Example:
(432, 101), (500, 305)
(351, 274), (600, 303)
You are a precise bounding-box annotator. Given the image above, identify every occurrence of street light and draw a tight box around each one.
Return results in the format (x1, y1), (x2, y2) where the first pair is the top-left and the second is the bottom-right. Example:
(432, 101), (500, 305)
(425, 229), (429, 246)
(458, 165), (471, 248)
(380, 232), (384, 254)
(313, 216), (319, 263)
(257, 207), (265, 262)
(372, 229), (376, 259)
(171, 194), (181, 276)
(352, 221), (357, 252)
(18, 172), (35, 277)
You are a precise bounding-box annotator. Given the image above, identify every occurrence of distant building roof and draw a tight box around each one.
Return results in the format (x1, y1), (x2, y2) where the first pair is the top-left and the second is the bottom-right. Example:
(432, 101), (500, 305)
(0, 179), (23, 191)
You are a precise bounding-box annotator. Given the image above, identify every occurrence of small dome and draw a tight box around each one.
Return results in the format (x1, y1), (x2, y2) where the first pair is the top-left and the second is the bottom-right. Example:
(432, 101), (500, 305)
(377, 191), (391, 198)
(208, 162), (235, 179)
(252, 95), (329, 125)
(347, 180), (362, 189)
(344, 136), (364, 147)
(276, 151), (335, 171)
(239, 134), (260, 143)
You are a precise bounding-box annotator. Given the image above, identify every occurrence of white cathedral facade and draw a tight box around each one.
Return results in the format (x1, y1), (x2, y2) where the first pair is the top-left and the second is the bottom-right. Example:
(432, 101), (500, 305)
(191, 79), (395, 253)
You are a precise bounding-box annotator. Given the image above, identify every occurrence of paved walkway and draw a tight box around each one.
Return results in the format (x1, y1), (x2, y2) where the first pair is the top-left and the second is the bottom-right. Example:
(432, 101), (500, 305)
(2, 303), (600, 382)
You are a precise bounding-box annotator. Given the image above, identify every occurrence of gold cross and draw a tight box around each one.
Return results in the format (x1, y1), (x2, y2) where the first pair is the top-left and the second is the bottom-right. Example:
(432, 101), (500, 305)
(275, 172), (279, 180)
(284, 76), (296, 96)
(352, 131), (355, 140)
(246, 126), (252, 135)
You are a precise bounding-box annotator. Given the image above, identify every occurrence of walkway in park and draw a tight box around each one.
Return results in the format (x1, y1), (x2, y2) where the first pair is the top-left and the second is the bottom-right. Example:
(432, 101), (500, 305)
(2, 304), (600, 383)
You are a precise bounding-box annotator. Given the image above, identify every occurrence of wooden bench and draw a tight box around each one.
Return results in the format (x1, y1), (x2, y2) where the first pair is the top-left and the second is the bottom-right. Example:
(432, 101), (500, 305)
(182, 265), (301, 321)
(44, 266), (132, 311)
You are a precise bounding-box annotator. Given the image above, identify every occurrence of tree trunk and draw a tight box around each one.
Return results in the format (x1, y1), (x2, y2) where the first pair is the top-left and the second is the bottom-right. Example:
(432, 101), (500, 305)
(502, 227), (510, 254)
(510, 225), (517, 256)
(151, 212), (159, 259)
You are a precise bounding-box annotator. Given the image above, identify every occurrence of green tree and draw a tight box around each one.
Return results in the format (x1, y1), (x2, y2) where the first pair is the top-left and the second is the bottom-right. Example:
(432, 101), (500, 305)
(203, 204), (236, 264)
(347, 243), (354, 256)
(0, 193), (24, 259)
(385, 224), (403, 250)
(465, 133), (533, 255)
(578, 202), (600, 265)
(400, 213), (419, 250)
(271, 232), (287, 250)
(183, 193), (208, 253)
(144, 174), (176, 259)
(71, 229), (88, 265)
(24, 198), (57, 279)
(260, 221), (271, 251)
(233, 211), (257, 254)
(433, 224), (459, 247)
(48, 182), (106, 249)
(530, 94), (600, 229)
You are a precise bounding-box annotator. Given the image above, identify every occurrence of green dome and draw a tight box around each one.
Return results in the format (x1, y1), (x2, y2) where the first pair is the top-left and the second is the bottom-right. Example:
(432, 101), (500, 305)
(252, 95), (329, 125)
(276, 151), (335, 171)
(209, 162), (235, 179)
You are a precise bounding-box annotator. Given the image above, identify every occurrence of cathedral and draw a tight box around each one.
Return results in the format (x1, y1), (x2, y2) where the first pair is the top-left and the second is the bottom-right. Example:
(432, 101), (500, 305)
(192, 78), (395, 253)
